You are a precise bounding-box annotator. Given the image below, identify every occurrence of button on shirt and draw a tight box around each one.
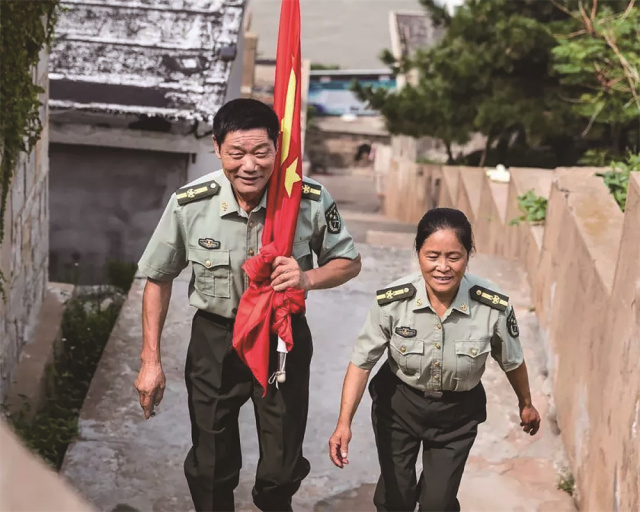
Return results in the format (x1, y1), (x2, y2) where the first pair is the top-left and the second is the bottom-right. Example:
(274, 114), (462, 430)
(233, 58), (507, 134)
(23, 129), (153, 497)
(137, 170), (359, 319)
(350, 273), (524, 392)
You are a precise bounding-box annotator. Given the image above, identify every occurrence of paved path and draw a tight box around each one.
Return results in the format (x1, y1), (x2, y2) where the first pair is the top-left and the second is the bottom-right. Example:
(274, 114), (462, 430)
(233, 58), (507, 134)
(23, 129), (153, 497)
(61, 172), (576, 512)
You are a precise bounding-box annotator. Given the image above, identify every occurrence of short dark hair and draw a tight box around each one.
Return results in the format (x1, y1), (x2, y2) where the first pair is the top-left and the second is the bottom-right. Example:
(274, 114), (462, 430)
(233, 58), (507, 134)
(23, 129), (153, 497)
(212, 98), (279, 147)
(415, 208), (475, 255)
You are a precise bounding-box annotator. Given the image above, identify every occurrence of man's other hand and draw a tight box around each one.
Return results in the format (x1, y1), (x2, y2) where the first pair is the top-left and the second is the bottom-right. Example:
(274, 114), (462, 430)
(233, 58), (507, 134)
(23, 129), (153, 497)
(135, 362), (166, 419)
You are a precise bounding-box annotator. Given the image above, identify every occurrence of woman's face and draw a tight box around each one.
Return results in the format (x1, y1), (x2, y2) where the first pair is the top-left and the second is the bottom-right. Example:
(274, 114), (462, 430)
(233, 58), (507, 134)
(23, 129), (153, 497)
(418, 228), (468, 299)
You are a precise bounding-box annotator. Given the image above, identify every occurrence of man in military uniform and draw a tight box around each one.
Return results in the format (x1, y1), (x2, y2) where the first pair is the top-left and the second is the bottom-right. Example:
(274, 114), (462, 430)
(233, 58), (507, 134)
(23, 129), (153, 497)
(135, 98), (361, 511)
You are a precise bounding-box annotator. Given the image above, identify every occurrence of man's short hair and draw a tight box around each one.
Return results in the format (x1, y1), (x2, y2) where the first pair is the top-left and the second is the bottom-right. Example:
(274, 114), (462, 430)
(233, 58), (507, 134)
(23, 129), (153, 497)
(213, 98), (279, 147)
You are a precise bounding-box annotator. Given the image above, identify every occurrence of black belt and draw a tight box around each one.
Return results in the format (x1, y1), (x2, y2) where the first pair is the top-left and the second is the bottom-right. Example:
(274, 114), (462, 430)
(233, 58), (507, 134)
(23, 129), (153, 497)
(386, 364), (479, 401)
(196, 310), (235, 329)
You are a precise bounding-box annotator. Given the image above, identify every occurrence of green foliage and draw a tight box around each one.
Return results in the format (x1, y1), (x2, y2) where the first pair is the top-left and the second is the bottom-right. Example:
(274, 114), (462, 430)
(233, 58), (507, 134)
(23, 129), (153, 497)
(7, 294), (120, 469)
(106, 259), (138, 293)
(579, 148), (617, 166)
(358, 0), (639, 166)
(0, 0), (59, 295)
(509, 190), (549, 225)
(595, 151), (640, 210)
(551, 1), (640, 136)
(557, 467), (576, 496)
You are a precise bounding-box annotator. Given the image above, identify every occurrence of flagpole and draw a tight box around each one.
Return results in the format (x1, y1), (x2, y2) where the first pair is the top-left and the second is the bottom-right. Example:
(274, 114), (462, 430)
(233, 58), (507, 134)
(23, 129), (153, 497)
(268, 0), (302, 389)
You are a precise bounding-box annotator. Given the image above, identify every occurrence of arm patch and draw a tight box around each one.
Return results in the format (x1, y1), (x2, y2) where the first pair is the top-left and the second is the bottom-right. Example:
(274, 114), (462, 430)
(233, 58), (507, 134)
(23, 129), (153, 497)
(325, 202), (342, 234)
(507, 308), (519, 337)
(376, 284), (417, 306)
(470, 285), (509, 311)
(176, 180), (220, 205)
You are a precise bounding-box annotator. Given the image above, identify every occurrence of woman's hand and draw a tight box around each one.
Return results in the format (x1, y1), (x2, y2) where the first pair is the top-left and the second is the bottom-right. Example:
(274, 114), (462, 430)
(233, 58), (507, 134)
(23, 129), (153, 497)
(329, 423), (352, 468)
(520, 403), (541, 435)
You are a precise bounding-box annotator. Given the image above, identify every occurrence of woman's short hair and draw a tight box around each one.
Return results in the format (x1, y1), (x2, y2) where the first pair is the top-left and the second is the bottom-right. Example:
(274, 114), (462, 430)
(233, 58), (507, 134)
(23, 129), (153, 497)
(415, 208), (475, 255)
(213, 98), (280, 147)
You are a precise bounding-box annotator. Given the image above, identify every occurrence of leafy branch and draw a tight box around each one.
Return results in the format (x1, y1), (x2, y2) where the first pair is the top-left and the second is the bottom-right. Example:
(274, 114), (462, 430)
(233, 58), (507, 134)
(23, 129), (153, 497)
(595, 151), (639, 211)
(509, 190), (549, 225)
(0, 0), (59, 297)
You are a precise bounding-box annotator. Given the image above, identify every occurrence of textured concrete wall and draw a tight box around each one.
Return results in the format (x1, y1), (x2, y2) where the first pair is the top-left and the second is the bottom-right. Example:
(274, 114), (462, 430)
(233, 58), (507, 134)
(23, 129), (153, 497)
(0, 49), (50, 401)
(49, 144), (188, 284)
(382, 142), (640, 511)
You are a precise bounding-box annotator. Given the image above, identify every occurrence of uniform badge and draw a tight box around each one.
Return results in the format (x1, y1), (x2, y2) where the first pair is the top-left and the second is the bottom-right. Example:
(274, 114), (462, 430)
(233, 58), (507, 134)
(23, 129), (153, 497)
(469, 285), (509, 311)
(325, 202), (342, 234)
(395, 326), (417, 338)
(176, 180), (220, 205)
(507, 308), (519, 338)
(376, 284), (417, 306)
(301, 182), (322, 201)
(198, 238), (221, 250)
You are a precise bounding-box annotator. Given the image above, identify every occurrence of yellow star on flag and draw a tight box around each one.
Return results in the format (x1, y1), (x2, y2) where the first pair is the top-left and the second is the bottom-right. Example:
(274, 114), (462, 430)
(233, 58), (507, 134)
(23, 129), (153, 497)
(284, 158), (300, 197)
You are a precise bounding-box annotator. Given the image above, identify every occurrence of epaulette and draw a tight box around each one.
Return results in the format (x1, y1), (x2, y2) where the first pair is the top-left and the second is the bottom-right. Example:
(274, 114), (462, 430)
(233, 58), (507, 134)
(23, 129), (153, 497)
(301, 181), (322, 201)
(176, 180), (221, 205)
(470, 285), (509, 311)
(376, 284), (417, 306)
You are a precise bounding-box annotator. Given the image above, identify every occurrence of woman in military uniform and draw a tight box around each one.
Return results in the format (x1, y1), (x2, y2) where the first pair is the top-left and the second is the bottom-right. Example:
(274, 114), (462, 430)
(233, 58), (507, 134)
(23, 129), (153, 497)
(328, 208), (540, 512)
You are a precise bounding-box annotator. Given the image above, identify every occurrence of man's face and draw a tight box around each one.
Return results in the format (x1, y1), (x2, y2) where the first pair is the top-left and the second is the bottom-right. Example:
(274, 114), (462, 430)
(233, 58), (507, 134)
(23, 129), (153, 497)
(214, 128), (276, 202)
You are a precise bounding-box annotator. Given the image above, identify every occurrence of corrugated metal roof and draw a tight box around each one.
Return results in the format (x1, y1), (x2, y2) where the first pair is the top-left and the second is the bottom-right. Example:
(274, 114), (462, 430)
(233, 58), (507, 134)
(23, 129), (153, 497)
(49, 0), (245, 122)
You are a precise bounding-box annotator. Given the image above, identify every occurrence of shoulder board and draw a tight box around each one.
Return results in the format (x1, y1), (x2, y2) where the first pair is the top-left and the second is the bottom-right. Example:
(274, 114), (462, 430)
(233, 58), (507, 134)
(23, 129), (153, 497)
(301, 181), (322, 201)
(469, 285), (509, 311)
(176, 180), (220, 205)
(376, 283), (417, 306)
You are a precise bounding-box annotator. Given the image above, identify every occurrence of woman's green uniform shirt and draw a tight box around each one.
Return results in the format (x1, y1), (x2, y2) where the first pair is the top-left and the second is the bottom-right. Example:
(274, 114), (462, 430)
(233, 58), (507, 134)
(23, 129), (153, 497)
(350, 273), (524, 392)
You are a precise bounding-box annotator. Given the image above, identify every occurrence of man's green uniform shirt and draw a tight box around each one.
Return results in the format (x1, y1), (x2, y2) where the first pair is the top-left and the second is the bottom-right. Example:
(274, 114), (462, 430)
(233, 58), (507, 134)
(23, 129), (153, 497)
(138, 170), (358, 319)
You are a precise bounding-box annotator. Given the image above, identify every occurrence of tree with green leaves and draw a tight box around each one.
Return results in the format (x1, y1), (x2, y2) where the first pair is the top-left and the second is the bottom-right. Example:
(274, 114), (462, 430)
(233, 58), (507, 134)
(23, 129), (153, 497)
(552, 0), (640, 153)
(356, 0), (638, 166)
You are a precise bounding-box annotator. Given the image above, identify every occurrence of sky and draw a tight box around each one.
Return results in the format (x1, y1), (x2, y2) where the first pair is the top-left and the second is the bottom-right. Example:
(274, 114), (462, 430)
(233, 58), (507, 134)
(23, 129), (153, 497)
(248, 0), (464, 70)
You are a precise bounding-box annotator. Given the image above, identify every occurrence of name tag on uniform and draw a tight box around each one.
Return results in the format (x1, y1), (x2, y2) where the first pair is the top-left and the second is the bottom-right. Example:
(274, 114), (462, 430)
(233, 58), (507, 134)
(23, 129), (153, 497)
(395, 326), (417, 338)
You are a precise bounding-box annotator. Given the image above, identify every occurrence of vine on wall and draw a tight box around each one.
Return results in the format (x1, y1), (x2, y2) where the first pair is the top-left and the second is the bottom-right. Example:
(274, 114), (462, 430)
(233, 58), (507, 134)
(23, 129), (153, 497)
(0, 0), (59, 294)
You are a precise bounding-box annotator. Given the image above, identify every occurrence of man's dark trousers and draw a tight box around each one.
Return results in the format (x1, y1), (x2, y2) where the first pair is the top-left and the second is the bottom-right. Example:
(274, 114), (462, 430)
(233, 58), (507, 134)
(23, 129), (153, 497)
(184, 310), (313, 512)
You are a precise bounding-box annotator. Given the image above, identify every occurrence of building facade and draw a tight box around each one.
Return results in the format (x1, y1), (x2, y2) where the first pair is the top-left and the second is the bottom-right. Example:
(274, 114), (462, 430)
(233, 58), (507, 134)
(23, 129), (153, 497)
(48, 0), (247, 283)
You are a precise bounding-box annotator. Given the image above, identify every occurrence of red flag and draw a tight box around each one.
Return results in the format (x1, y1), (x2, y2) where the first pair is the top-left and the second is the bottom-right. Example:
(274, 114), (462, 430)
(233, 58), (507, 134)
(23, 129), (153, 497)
(232, 0), (304, 394)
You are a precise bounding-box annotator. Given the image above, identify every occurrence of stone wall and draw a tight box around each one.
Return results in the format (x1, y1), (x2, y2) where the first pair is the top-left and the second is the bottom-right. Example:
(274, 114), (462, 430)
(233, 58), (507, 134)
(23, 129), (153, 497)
(381, 139), (640, 511)
(0, 49), (50, 401)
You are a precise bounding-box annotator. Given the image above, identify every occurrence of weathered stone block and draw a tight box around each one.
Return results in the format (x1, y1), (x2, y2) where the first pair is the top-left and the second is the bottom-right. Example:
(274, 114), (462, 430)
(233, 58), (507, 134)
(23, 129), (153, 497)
(10, 158), (26, 216)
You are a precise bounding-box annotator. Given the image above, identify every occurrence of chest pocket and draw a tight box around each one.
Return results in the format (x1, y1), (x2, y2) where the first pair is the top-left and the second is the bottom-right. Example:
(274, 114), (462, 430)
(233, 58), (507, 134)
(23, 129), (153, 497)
(292, 240), (313, 271)
(389, 336), (424, 376)
(454, 340), (491, 388)
(189, 248), (231, 298)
